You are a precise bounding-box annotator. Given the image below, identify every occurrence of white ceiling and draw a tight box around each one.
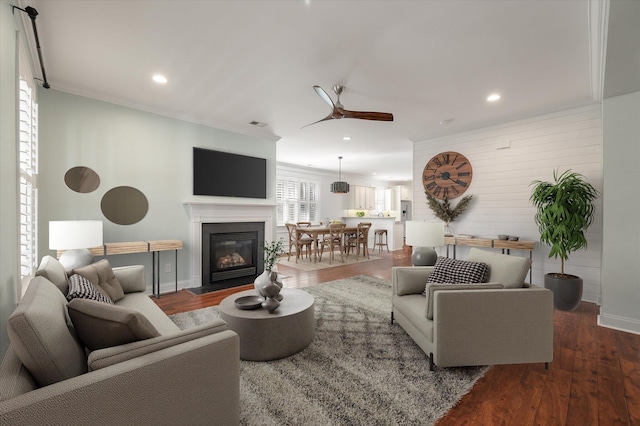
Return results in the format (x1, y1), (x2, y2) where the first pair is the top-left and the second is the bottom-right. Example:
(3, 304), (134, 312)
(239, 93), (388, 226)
(22, 0), (604, 182)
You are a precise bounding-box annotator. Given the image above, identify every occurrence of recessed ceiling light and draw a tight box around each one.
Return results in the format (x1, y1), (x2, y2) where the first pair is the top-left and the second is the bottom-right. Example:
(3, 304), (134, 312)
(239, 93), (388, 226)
(439, 118), (454, 125)
(487, 93), (501, 102)
(152, 74), (168, 84)
(372, 172), (377, 176)
(343, 136), (352, 141)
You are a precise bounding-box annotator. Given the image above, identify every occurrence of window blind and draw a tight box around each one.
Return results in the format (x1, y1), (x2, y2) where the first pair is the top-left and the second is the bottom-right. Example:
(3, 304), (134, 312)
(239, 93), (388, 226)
(276, 177), (319, 225)
(18, 77), (38, 279)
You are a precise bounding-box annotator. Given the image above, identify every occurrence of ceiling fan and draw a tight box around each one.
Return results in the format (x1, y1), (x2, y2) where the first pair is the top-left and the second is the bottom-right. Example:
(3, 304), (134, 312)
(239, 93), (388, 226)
(303, 85), (394, 128)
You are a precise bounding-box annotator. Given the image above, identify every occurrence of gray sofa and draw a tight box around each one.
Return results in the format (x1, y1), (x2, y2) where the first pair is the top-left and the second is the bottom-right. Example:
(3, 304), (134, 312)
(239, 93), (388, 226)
(0, 256), (240, 425)
(392, 248), (553, 370)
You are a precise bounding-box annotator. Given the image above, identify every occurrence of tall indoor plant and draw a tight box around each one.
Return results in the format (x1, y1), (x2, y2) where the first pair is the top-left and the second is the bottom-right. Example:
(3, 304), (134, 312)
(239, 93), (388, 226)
(530, 169), (599, 310)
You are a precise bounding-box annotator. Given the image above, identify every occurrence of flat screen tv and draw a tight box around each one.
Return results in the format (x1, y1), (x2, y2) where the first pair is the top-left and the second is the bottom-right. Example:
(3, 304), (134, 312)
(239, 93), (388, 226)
(193, 147), (267, 199)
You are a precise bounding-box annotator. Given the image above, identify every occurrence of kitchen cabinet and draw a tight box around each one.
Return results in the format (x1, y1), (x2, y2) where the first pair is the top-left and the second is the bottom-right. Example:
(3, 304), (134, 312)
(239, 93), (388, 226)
(400, 185), (412, 201)
(385, 185), (412, 211)
(349, 185), (376, 210)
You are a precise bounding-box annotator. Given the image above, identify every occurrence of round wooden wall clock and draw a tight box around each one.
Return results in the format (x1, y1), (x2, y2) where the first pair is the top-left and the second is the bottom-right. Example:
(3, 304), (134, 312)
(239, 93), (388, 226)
(422, 151), (473, 200)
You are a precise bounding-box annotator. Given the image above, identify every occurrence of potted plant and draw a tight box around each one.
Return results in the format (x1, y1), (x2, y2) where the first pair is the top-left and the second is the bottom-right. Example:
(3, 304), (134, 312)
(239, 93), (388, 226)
(530, 169), (599, 311)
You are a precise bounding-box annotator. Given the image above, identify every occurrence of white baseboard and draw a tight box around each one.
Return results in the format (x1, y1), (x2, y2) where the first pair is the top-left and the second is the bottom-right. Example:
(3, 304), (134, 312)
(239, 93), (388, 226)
(598, 313), (640, 335)
(582, 292), (600, 304)
(145, 279), (192, 296)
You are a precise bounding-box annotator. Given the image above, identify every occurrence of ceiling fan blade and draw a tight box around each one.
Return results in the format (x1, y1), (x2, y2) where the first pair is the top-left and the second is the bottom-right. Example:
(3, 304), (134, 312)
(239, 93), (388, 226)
(313, 85), (336, 111)
(341, 109), (394, 121)
(301, 112), (335, 129)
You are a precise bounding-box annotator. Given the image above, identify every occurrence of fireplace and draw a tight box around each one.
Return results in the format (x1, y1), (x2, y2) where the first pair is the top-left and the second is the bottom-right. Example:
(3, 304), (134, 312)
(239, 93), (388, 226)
(201, 222), (264, 291)
(184, 202), (276, 290)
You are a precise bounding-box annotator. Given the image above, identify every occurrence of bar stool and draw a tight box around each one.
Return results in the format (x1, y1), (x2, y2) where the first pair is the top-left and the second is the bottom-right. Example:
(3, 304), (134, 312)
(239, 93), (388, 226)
(373, 229), (389, 253)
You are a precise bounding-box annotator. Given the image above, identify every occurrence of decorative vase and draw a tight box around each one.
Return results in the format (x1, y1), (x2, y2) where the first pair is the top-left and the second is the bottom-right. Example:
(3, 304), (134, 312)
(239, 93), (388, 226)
(544, 273), (583, 311)
(444, 223), (454, 237)
(261, 296), (280, 314)
(254, 269), (273, 298)
(254, 269), (284, 307)
(261, 281), (282, 314)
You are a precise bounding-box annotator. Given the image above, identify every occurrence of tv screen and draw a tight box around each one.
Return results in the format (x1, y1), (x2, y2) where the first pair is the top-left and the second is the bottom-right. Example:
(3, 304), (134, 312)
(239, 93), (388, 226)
(193, 147), (267, 199)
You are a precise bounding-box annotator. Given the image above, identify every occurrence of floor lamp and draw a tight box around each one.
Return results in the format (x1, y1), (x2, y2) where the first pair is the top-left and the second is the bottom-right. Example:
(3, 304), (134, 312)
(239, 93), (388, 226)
(405, 221), (444, 266)
(49, 220), (103, 270)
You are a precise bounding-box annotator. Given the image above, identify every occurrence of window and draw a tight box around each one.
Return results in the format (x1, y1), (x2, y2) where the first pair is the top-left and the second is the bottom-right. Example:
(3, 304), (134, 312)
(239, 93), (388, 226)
(19, 66), (38, 279)
(276, 177), (319, 225)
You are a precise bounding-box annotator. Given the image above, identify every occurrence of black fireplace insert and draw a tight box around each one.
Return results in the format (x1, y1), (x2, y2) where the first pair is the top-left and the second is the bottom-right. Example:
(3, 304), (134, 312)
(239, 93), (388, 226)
(200, 222), (265, 292)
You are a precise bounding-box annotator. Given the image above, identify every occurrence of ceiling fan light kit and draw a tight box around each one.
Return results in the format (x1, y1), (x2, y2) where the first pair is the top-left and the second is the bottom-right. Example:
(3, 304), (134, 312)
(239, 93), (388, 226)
(331, 156), (350, 194)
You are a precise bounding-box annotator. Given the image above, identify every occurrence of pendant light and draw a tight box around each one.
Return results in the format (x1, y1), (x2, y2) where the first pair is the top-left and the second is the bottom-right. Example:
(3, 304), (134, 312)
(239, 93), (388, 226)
(330, 156), (350, 194)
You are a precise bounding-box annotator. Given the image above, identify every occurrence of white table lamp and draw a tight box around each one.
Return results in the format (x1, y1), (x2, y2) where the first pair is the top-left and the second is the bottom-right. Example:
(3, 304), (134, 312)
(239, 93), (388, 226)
(405, 221), (444, 266)
(49, 220), (103, 270)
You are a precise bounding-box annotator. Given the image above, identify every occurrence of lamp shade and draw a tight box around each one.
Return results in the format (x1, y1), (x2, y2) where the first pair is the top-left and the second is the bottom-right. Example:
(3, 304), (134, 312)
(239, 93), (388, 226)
(405, 221), (445, 248)
(330, 156), (350, 194)
(49, 220), (103, 250)
(330, 181), (350, 194)
(405, 221), (444, 266)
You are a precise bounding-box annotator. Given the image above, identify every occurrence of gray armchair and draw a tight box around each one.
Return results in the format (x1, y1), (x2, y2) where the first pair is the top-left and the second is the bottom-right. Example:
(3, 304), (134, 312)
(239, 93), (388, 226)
(392, 248), (553, 370)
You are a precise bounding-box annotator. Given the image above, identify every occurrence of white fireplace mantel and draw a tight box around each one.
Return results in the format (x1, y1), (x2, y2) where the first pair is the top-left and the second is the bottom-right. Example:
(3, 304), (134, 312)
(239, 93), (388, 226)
(184, 202), (277, 287)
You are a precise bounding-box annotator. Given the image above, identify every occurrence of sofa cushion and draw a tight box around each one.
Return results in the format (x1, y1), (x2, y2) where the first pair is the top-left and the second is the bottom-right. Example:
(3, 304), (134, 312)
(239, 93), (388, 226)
(67, 298), (161, 351)
(426, 257), (488, 286)
(0, 347), (38, 401)
(115, 293), (181, 335)
(74, 259), (125, 302)
(66, 274), (114, 304)
(88, 320), (228, 371)
(35, 255), (69, 294)
(424, 283), (505, 320)
(466, 247), (532, 288)
(7, 277), (87, 387)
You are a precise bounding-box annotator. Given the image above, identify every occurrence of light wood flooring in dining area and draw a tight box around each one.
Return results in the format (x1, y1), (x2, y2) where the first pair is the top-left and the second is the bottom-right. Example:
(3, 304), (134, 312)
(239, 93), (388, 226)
(153, 248), (639, 425)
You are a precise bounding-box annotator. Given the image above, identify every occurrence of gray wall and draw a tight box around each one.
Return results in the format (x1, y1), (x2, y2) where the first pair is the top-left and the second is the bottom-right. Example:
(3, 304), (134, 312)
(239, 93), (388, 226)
(601, 90), (640, 333)
(37, 89), (277, 292)
(0, 0), (19, 356)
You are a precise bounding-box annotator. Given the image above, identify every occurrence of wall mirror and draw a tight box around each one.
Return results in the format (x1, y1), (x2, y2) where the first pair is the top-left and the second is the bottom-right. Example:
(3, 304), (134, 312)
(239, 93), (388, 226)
(101, 186), (149, 225)
(64, 166), (100, 193)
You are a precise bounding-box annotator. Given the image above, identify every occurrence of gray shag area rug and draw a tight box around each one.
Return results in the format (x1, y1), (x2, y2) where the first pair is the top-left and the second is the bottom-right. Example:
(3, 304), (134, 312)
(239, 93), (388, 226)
(169, 275), (489, 425)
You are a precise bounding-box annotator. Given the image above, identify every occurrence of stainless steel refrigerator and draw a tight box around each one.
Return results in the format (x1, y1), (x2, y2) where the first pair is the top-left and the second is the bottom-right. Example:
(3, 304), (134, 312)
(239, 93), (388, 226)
(400, 200), (411, 222)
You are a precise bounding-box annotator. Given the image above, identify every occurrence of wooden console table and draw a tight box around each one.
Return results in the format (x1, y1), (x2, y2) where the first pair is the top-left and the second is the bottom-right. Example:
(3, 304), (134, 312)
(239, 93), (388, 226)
(444, 236), (535, 282)
(58, 239), (183, 298)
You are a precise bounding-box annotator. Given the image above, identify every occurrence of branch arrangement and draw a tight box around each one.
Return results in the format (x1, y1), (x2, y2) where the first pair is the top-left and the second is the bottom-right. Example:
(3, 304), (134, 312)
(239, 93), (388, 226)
(262, 239), (284, 270)
(425, 192), (473, 224)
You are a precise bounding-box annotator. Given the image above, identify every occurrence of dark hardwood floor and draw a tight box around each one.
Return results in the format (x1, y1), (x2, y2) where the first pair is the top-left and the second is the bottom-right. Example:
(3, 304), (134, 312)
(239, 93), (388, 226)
(153, 247), (640, 425)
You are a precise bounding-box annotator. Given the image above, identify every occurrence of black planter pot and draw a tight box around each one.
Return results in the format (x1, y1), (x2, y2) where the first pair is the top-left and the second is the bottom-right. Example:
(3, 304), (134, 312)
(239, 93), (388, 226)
(544, 273), (583, 311)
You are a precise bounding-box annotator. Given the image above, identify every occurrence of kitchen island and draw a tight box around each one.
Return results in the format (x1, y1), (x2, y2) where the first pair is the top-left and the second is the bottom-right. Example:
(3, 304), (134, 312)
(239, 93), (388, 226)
(342, 217), (403, 251)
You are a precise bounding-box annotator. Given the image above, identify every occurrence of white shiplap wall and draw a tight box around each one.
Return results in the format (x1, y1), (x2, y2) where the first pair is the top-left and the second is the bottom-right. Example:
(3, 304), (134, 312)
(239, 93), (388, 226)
(413, 105), (603, 302)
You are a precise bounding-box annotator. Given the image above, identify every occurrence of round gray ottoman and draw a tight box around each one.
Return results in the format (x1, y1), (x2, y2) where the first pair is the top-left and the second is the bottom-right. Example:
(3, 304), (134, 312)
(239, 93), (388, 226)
(218, 288), (315, 361)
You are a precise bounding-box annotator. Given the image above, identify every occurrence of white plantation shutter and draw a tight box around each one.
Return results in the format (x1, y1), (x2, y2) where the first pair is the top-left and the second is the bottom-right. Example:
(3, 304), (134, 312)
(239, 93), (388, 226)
(276, 176), (320, 225)
(286, 180), (298, 200)
(309, 182), (318, 202)
(276, 179), (286, 200)
(18, 76), (38, 279)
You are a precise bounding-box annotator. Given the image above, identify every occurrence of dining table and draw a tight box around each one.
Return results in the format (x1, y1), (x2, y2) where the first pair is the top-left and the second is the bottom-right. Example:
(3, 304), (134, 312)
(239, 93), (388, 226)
(296, 225), (358, 263)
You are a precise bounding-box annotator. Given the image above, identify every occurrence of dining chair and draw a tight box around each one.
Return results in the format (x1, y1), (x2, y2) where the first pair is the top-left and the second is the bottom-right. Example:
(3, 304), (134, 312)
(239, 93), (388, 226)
(318, 223), (346, 264)
(285, 223), (313, 262)
(345, 222), (372, 259)
(296, 222), (318, 250)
